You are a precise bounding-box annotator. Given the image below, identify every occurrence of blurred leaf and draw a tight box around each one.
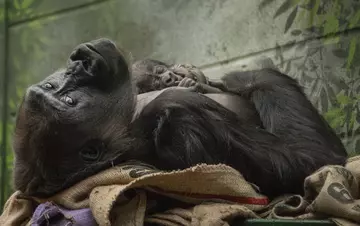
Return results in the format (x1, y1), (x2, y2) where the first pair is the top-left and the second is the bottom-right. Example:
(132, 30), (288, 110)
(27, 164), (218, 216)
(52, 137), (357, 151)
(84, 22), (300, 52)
(299, 0), (312, 10)
(12, 56), (21, 71)
(291, 29), (302, 36)
(259, 0), (276, 10)
(324, 15), (339, 35)
(21, 31), (29, 53)
(285, 40), (296, 46)
(16, 87), (24, 100)
(285, 6), (298, 33)
(346, 37), (357, 70)
(320, 88), (328, 112)
(274, 0), (293, 19)
(0, 8), (4, 23)
(324, 108), (345, 128)
(309, 0), (321, 27)
(39, 36), (52, 45)
(332, 49), (348, 58)
(13, 0), (21, 10)
(337, 93), (352, 106)
(21, 0), (35, 9)
(304, 25), (322, 34)
(350, 112), (356, 130)
(284, 61), (292, 74)
(8, 99), (15, 110)
(295, 40), (307, 51)
(28, 20), (41, 29)
(0, 122), (2, 143)
(323, 36), (340, 45)
(307, 47), (319, 56)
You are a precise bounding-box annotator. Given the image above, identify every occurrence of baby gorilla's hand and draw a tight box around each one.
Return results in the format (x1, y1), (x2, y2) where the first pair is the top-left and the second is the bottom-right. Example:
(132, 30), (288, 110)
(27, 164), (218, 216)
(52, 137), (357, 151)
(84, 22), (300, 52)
(177, 77), (205, 93)
(178, 77), (197, 87)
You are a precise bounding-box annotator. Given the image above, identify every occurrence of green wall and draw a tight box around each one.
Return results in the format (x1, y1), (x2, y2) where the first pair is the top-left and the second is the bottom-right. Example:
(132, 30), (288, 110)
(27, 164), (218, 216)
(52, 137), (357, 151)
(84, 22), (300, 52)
(1, 0), (360, 210)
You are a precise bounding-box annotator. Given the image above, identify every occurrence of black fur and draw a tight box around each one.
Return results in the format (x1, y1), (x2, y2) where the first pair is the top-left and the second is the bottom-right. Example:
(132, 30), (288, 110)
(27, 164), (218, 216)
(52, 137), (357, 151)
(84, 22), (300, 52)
(13, 38), (347, 199)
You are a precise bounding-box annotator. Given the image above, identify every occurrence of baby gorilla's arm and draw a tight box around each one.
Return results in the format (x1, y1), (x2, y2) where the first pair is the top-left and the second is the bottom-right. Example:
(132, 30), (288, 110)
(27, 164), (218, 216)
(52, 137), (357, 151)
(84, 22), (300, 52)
(177, 77), (223, 94)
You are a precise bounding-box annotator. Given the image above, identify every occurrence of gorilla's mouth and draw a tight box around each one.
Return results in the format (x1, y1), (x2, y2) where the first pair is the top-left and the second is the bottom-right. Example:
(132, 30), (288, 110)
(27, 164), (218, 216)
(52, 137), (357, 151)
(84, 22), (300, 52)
(68, 43), (109, 77)
(67, 39), (128, 89)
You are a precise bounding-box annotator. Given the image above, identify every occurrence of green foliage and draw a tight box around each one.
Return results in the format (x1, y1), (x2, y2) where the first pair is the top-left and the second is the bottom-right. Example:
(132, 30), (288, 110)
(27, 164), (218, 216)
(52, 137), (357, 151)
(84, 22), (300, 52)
(324, 92), (358, 129)
(263, 0), (360, 69)
(8, 0), (43, 21)
(0, 0), (48, 210)
(259, 0), (360, 153)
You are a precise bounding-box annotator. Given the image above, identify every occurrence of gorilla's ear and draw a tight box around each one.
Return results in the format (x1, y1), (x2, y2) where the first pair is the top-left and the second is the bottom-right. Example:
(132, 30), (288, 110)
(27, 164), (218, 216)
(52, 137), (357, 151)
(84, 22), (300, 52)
(67, 38), (130, 90)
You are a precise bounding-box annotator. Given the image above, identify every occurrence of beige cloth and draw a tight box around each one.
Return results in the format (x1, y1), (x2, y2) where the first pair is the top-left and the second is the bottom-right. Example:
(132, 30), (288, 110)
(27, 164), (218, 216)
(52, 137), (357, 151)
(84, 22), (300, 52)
(2, 157), (360, 226)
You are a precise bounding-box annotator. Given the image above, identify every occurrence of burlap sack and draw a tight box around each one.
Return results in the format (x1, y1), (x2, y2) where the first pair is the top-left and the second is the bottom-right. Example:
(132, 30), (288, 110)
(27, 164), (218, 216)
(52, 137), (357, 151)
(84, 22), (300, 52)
(2, 157), (360, 226)
(264, 156), (360, 225)
(1, 162), (268, 226)
(0, 191), (34, 226)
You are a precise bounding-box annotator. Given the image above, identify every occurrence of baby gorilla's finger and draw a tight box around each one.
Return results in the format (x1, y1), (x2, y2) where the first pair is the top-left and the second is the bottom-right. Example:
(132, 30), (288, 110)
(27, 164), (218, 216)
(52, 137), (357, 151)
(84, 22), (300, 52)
(178, 77), (194, 87)
(178, 77), (198, 87)
(185, 78), (196, 87)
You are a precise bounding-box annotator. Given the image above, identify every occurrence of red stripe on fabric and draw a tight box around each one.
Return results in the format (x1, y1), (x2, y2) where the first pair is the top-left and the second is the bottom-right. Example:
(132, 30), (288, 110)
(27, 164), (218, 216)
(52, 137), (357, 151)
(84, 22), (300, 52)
(150, 187), (269, 205)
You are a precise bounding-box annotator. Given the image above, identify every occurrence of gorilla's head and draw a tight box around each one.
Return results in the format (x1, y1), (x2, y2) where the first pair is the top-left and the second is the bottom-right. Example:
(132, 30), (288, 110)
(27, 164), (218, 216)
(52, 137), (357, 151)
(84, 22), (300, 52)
(13, 38), (136, 197)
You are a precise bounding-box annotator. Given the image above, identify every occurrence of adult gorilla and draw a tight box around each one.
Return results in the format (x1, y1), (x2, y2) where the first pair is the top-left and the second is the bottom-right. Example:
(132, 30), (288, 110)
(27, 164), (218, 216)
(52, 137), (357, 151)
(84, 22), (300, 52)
(12, 38), (347, 200)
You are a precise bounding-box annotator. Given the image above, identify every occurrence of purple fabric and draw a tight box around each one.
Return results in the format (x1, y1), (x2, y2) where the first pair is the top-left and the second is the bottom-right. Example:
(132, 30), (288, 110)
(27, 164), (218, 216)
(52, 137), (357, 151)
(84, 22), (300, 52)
(31, 202), (97, 226)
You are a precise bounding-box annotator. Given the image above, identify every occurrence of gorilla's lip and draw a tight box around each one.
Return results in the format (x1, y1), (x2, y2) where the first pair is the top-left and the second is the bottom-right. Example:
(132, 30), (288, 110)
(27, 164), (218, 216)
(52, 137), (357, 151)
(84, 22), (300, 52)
(84, 43), (109, 75)
(85, 43), (104, 60)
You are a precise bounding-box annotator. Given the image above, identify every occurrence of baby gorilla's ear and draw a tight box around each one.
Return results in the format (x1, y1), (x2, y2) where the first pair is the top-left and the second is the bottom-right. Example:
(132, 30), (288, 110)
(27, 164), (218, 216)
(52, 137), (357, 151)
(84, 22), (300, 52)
(67, 38), (130, 91)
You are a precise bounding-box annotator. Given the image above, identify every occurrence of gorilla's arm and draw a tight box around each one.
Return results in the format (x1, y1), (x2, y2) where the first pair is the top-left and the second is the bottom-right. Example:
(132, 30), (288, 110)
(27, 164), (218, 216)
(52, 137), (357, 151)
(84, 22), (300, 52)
(222, 69), (348, 158)
(133, 70), (347, 198)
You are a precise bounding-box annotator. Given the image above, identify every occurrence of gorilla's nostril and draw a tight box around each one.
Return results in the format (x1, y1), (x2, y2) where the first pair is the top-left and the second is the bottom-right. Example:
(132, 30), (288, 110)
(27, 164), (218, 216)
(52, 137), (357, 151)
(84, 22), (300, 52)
(83, 59), (90, 70)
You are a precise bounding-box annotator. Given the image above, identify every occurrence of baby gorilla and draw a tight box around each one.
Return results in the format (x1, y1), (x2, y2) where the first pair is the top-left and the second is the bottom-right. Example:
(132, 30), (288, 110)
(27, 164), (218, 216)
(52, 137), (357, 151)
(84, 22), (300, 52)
(132, 59), (224, 94)
(132, 59), (263, 127)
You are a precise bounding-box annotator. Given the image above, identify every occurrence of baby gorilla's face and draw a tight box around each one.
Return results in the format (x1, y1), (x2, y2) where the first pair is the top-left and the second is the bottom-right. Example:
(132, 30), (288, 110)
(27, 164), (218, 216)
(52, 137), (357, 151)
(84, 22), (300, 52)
(132, 59), (207, 93)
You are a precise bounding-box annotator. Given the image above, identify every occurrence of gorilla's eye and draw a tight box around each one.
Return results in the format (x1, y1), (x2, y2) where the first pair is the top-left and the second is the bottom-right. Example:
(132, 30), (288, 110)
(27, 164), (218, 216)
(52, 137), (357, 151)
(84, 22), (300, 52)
(79, 140), (105, 163)
(43, 83), (53, 89)
(61, 96), (76, 106)
(80, 147), (101, 163)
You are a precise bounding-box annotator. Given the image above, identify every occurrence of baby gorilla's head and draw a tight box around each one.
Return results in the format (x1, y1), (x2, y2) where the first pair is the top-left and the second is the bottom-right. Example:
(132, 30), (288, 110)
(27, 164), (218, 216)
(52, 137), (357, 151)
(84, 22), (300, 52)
(131, 59), (207, 93)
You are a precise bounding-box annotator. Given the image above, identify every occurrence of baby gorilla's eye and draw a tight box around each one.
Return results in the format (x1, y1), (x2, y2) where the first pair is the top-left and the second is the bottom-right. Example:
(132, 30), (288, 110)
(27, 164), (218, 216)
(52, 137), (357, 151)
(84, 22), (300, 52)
(43, 83), (53, 89)
(61, 96), (76, 106)
(154, 66), (166, 74)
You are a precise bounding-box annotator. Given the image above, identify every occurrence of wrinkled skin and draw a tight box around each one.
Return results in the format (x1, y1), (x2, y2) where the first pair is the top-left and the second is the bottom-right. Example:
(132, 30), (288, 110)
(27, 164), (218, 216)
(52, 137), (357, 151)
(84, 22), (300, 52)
(13, 38), (348, 199)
